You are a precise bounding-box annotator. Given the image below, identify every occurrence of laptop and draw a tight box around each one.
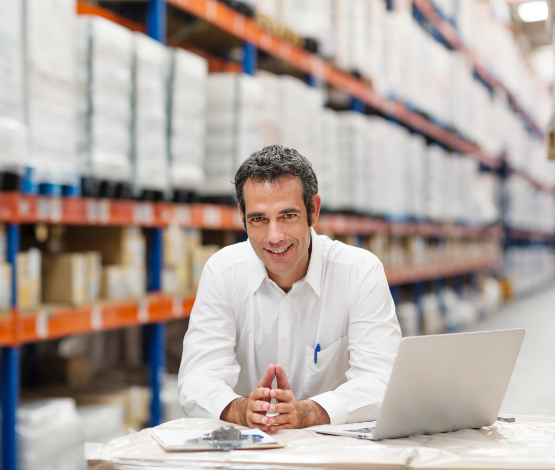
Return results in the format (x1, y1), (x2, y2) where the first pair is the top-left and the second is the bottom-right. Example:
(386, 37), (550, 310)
(307, 329), (524, 441)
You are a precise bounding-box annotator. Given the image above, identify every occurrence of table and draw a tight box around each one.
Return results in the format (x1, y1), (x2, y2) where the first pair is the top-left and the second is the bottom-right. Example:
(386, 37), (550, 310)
(88, 416), (555, 470)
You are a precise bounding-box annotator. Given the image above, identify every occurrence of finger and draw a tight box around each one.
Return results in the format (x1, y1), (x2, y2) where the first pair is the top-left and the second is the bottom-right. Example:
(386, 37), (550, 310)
(258, 364), (276, 389)
(247, 411), (271, 426)
(275, 364), (291, 391)
(270, 388), (293, 402)
(268, 412), (293, 426)
(269, 423), (296, 432)
(271, 402), (294, 414)
(250, 387), (271, 401)
(249, 399), (273, 413)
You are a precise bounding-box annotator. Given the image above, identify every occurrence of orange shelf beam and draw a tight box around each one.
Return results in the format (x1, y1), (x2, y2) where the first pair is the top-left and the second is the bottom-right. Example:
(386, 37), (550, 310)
(165, 0), (500, 169)
(0, 257), (501, 346)
(76, 1), (146, 32)
(386, 257), (501, 286)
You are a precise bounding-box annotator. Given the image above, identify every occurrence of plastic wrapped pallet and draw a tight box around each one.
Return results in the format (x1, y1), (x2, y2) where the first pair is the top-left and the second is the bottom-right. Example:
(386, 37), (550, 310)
(258, 71), (283, 146)
(424, 145), (445, 221)
(364, 0), (386, 92)
(168, 48), (208, 192)
(204, 73), (263, 196)
(18, 398), (83, 470)
(0, 0), (28, 174)
(396, 301), (420, 337)
(25, 0), (79, 187)
(405, 133), (427, 219)
(161, 374), (183, 423)
(318, 109), (340, 210)
(77, 403), (125, 444)
(76, 16), (134, 184)
(279, 0), (333, 48)
(132, 33), (170, 195)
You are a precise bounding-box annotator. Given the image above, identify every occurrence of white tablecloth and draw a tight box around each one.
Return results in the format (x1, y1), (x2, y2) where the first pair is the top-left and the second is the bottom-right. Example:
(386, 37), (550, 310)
(88, 415), (555, 470)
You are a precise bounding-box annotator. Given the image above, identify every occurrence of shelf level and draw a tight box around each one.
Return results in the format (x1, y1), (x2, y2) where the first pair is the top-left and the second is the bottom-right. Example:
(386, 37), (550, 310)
(0, 257), (501, 346)
(386, 257), (501, 285)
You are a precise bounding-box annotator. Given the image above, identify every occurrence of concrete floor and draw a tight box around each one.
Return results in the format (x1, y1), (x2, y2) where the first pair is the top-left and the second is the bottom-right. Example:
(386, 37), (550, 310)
(464, 284), (555, 416)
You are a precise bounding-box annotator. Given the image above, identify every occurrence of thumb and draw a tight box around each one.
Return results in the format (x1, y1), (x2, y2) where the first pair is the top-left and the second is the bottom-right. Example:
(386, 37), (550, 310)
(275, 364), (291, 391)
(258, 364), (276, 389)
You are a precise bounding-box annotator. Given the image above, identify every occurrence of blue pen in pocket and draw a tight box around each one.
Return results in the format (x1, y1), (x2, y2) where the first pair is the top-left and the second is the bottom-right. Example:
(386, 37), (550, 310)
(314, 343), (321, 364)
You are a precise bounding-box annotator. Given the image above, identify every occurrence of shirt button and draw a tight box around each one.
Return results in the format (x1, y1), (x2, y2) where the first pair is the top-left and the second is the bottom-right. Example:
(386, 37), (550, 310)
(281, 337), (287, 343)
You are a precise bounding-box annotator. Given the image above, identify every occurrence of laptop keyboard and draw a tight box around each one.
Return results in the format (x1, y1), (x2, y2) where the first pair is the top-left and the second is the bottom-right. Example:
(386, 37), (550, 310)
(346, 427), (375, 433)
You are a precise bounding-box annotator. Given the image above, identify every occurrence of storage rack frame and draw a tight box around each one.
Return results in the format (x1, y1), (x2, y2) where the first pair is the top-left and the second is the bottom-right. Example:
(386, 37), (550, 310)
(0, 0), (552, 468)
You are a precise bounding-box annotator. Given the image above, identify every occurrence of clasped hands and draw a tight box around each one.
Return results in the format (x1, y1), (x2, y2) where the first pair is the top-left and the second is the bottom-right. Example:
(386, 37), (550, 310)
(221, 363), (330, 432)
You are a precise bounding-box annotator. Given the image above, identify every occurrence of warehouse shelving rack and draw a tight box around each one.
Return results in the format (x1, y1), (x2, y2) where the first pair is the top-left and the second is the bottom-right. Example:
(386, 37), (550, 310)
(0, 0), (542, 468)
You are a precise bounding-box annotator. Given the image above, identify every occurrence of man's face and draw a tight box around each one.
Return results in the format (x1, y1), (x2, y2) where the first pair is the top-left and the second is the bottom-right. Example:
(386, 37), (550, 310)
(240, 175), (320, 286)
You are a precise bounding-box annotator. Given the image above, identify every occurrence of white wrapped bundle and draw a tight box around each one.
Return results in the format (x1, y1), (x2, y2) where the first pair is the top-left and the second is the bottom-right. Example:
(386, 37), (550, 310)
(204, 73), (263, 196)
(363, 0), (386, 90)
(76, 16), (133, 183)
(280, 0), (333, 46)
(424, 144), (445, 221)
(380, 122), (409, 218)
(77, 404), (124, 444)
(168, 47), (208, 191)
(405, 133), (427, 219)
(319, 109), (339, 210)
(25, 0), (78, 186)
(335, 111), (364, 211)
(0, 0), (27, 172)
(132, 32), (170, 194)
(258, 71), (283, 146)
(18, 398), (83, 470)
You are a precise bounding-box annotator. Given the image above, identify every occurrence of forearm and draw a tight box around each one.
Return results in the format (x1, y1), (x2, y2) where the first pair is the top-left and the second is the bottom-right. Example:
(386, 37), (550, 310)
(300, 400), (330, 427)
(220, 397), (248, 426)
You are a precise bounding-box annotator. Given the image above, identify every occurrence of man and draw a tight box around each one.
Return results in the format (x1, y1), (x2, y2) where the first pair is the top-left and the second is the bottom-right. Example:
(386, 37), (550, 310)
(178, 145), (401, 431)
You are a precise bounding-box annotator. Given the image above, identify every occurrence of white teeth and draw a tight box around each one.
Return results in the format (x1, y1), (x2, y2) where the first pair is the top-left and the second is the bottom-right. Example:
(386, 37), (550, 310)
(269, 247), (288, 254)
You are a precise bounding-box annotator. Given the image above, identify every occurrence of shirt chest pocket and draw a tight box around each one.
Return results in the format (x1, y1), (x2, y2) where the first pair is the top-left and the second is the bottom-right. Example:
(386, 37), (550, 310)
(304, 335), (350, 399)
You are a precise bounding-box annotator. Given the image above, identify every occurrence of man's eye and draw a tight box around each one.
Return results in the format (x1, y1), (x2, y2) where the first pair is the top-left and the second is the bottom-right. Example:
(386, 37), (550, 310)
(251, 217), (263, 222)
(285, 213), (295, 219)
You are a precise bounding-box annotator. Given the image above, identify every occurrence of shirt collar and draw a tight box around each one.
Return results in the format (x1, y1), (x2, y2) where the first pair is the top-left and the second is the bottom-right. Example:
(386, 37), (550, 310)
(250, 228), (323, 297)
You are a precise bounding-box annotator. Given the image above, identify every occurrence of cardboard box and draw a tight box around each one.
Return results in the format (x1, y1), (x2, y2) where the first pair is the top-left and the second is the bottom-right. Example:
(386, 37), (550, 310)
(0, 262), (12, 313)
(42, 253), (87, 305)
(164, 225), (185, 267)
(65, 226), (146, 267)
(85, 251), (102, 302)
(192, 245), (220, 291)
(17, 249), (41, 309)
(100, 265), (127, 301)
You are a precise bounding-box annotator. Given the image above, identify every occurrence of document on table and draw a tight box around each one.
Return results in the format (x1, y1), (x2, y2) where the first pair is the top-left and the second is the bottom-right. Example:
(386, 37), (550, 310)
(151, 428), (285, 452)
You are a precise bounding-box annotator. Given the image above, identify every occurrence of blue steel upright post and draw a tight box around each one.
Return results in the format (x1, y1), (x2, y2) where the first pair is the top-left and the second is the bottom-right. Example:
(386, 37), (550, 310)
(1, 223), (20, 470)
(145, 0), (167, 427)
(242, 42), (257, 76)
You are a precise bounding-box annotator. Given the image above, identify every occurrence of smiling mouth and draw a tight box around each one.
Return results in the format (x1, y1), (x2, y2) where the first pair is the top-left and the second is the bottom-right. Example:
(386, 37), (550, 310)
(267, 245), (292, 255)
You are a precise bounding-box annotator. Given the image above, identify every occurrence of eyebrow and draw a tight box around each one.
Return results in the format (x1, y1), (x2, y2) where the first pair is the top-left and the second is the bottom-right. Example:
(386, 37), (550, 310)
(245, 208), (301, 219)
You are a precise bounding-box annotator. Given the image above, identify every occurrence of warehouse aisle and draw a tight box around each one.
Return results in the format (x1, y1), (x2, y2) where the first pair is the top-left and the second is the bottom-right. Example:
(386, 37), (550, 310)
(464, 285), (555, 416)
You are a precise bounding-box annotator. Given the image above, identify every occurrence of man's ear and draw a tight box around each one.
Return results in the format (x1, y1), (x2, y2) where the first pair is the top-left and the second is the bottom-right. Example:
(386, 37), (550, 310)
(310, 194), (322, 227)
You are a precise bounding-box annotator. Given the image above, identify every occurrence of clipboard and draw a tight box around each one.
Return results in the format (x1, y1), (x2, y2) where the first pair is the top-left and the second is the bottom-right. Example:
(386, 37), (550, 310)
(152, 427), (286, 452)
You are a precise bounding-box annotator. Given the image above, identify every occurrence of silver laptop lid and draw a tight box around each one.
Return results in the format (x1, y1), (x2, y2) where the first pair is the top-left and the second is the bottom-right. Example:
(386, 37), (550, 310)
(373, 329), (525, 441)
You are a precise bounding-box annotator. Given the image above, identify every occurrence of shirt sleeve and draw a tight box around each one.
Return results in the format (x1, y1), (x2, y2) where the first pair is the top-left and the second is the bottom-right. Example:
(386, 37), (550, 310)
(177, 261), (241, 419)
(311, 260), (402, 424)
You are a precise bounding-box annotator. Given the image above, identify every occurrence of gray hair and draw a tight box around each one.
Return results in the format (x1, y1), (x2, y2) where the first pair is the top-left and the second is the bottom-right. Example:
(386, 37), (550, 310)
(234, 145), (319, 229)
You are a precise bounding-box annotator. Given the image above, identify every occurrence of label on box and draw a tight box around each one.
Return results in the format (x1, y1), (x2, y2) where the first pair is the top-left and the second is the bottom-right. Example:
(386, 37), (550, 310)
(203, 206), (221, 228)
(133, 203), (154, 226)
(172, 295), (183, 318)
(37, 197), (62, 223)
(86, 200), (110, 224)
(90, 305), (103, 331)
(35, 311), (50, 339)
(137, 299), (149, 324)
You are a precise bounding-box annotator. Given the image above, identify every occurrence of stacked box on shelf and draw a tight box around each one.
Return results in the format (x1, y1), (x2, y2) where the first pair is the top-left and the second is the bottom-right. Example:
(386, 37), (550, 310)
(25, 0), (79, 188)
(504, 246), (555, 296)
(42, 252), (101, 306)
(76, 16), (134, 185)
(0, 0), (27, 175)
(258, 71), (283, 146)
(132, 33), (170, 196)
(405, 133), (427, 220)
(363, 0), (386, 92)
(204, 73), (263, 196)
(424, 145), (445, 221)
(279, 0), (333, 51)
(168, 48), (208, 193)
(162, 225), (189, 296)
(17, 248), (41, 310)
(18, 398), (84, 470)
(65, 226), (146, 301)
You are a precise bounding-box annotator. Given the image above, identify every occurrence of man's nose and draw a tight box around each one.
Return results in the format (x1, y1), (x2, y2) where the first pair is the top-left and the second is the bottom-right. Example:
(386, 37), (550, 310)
(267, 219), (285, 244)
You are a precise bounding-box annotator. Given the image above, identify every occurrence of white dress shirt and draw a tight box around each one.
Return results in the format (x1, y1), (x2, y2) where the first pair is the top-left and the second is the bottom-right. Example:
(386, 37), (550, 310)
(178, 229), (402, 425)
